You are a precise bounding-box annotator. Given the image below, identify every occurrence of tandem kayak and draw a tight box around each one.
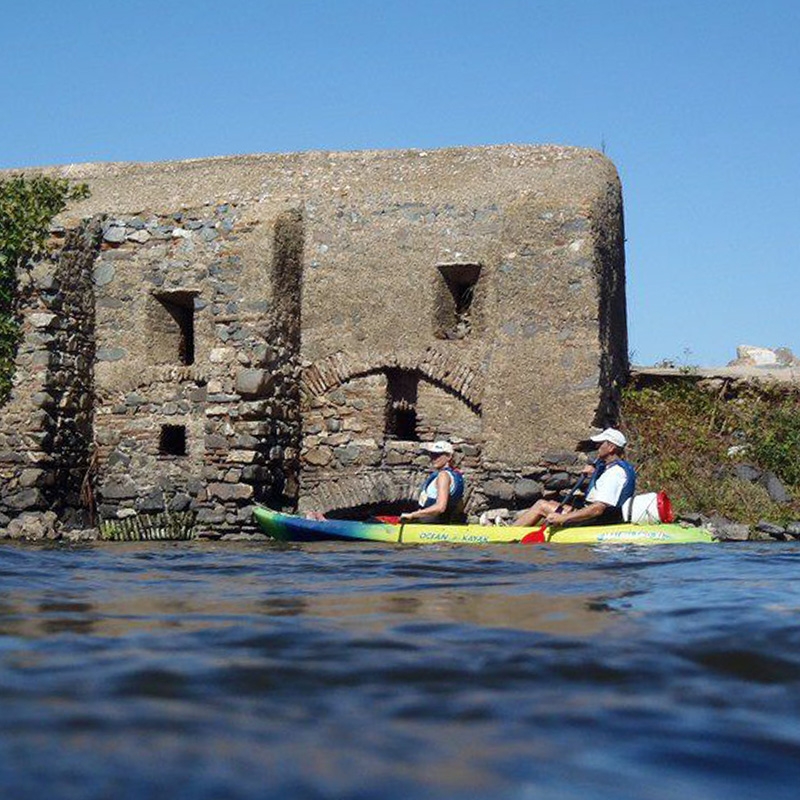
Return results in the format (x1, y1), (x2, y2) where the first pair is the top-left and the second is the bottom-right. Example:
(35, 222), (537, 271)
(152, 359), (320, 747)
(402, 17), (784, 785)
(253, 507), (716, 546)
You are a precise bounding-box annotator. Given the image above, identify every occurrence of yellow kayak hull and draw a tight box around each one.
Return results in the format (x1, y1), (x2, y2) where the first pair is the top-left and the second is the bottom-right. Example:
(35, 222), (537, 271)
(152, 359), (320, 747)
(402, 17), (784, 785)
(253, 507), (715, 545)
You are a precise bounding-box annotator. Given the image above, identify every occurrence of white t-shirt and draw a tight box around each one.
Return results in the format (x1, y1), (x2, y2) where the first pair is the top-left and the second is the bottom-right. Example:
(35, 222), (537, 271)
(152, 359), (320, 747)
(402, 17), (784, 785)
(585, 463), (628, 508)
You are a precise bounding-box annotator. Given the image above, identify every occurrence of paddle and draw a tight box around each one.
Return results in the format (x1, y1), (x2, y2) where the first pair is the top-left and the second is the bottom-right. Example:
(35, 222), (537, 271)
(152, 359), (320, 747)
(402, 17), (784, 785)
(520, 471), (589, 544)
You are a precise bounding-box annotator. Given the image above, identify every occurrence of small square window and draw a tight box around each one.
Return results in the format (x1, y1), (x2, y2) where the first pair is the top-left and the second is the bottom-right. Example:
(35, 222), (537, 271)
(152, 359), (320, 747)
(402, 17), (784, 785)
(159, 425), (187, 456)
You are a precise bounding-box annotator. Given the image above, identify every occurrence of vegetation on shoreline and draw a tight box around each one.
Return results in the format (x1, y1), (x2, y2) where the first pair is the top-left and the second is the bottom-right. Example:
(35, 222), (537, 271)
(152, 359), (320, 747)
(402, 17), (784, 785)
(0, 174), (89, 402)
(622, 379), (800, 525)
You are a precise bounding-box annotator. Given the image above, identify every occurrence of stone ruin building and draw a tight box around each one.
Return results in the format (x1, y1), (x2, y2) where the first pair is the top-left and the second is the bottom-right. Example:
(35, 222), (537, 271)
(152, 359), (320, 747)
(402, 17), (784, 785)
(0, 144), (628, 538)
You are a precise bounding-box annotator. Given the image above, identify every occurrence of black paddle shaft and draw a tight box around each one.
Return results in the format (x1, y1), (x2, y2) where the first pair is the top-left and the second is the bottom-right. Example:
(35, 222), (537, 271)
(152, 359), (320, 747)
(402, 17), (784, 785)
(555, 470), (592, 512)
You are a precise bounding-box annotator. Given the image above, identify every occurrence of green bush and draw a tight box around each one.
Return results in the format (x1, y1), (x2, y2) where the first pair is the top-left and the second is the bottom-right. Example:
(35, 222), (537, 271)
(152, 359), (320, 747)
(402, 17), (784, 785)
(0, 174), (89, 401)
(747, 404), (800, 488)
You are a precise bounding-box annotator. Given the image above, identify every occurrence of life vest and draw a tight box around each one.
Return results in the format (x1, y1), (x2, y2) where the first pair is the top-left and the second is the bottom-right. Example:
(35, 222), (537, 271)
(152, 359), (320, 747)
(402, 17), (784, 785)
(418, 467), (465, 522)
(585, 459), (636, 509)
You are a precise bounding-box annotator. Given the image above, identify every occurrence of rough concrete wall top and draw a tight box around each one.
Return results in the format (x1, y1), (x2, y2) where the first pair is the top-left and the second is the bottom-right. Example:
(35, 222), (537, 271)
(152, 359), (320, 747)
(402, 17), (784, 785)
(10, 145), (619, 224)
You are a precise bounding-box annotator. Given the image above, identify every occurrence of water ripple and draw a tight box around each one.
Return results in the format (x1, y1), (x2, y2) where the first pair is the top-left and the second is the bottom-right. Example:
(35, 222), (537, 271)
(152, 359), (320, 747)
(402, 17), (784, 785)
(2, 540), (800, 799)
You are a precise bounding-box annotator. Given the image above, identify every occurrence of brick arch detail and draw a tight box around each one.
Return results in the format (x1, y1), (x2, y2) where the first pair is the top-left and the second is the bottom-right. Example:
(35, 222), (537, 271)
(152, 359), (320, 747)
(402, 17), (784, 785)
(298, 472), (421, 515)
(301, 348), (484, 410)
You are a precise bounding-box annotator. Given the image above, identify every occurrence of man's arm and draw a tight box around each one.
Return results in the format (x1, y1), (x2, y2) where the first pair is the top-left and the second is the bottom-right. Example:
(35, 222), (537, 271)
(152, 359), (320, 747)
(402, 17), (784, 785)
(545, 501), (608, 527)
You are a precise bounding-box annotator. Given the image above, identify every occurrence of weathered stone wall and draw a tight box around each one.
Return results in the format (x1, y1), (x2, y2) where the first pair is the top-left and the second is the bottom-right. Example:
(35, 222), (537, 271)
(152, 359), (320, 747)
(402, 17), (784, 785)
(90, 205), (301, 535)
(48, 224), (100, 518)
(0, 145), (629, 532)
(592, 176), (629, 427)
(0, 221), (101, 530)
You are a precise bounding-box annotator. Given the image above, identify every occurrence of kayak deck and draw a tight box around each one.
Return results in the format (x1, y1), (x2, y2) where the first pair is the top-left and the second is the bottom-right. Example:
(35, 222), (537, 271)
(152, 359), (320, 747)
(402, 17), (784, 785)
(253, 507), (715, 545)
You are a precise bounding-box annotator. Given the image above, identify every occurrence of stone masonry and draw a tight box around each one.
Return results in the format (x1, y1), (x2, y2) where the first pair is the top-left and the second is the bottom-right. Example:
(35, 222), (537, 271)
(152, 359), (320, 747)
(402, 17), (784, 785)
(0, 145), (628, 537)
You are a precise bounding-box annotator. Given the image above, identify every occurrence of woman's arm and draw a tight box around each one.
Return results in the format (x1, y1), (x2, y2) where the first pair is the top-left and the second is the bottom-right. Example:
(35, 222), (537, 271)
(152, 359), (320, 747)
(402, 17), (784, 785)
(400, 471), (451, 521)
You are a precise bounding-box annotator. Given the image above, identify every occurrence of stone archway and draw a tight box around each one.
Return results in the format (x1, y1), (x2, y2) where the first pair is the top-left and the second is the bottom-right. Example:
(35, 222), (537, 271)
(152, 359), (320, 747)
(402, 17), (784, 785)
(298, 348), (485, 517)
(301, 346), (484, 410)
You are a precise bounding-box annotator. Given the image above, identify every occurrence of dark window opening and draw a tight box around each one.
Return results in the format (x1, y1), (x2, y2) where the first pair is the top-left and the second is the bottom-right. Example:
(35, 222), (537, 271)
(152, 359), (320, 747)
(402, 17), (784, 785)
(391, 407), (418, 441)
(434, 262), (481, 340)
(177, 306), (194, 365)
(149, 291), (196, 365)
(385, 369), (419, 441)
(271, 209), (304, 348)
(159, 425), (187, 456)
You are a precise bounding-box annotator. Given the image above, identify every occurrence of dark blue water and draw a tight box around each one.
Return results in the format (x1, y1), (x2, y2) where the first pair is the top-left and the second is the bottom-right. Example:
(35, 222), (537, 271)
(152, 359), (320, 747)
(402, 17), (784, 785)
(1, 540), (800, 800)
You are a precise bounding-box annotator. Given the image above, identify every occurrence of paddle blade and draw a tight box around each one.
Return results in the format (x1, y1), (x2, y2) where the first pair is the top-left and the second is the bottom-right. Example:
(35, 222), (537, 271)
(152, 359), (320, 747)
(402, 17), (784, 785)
(521, 526), (547, 544)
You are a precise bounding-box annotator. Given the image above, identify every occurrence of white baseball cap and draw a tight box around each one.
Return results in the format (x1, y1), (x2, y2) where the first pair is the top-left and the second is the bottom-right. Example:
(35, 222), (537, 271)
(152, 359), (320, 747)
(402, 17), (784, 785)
(420, 440), (454, 455)
(589, 428), (627, 448)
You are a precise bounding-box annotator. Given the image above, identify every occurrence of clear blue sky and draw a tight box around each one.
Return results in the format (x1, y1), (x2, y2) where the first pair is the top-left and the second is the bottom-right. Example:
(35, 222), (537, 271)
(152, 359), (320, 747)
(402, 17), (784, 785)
(2, 0), (797, 366)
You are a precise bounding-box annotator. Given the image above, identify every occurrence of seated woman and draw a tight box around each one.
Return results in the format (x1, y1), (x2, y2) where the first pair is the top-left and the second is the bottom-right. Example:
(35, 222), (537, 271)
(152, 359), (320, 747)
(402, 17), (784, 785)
(399, 440), (466, 524)
(514, 428), (636, 527)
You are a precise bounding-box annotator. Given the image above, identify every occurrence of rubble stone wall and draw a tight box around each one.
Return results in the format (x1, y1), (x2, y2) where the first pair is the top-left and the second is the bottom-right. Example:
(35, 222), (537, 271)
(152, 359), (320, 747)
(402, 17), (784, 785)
(90, 204), (301, 535)
(0, 221), (101, 528)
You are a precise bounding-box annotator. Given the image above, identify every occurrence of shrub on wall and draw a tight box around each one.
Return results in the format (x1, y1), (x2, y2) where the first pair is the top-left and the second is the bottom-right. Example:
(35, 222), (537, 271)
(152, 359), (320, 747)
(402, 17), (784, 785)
(0, 174), (89, 402)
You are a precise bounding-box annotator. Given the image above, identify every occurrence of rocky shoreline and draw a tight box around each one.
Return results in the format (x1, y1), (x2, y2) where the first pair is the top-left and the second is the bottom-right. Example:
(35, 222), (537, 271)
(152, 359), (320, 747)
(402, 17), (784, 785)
(3, 504), (799, 544)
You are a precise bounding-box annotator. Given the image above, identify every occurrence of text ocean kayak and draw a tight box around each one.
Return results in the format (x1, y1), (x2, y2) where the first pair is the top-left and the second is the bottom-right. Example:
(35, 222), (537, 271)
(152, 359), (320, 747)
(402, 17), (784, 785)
(253, 507), (715, 545)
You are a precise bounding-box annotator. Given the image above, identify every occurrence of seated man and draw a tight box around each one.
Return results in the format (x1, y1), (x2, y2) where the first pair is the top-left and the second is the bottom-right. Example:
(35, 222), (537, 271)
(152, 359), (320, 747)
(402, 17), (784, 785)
(514, 428), (636, 527)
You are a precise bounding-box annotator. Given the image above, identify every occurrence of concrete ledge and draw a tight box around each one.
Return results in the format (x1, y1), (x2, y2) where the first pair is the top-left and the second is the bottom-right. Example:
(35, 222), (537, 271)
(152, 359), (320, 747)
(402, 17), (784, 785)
(632, 366), (800, 384)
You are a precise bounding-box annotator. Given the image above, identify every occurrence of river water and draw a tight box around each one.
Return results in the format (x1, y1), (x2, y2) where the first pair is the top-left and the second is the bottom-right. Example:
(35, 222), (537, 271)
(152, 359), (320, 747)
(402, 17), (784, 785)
(1, 539), (799, 800)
